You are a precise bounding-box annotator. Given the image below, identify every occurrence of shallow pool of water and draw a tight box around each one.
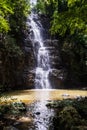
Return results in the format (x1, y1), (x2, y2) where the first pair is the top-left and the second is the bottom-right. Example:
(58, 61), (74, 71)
(5, 89), (87, 103)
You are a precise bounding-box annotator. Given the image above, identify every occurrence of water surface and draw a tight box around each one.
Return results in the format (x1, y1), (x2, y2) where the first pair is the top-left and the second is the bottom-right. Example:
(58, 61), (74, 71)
(5, 89), (87, 103)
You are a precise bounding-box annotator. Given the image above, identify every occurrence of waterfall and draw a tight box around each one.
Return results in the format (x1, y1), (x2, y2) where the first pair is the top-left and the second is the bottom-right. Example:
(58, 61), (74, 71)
(29, 0), (51, 89)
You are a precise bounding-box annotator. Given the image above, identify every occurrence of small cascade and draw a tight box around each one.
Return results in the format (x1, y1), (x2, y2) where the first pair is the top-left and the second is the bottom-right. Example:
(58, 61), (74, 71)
(29, 0), (51, 89)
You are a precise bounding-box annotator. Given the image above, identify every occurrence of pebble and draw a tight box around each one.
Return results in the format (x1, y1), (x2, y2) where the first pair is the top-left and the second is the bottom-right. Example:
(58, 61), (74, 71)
(62, 93), (70, 97)
(35, 112), (40, 115)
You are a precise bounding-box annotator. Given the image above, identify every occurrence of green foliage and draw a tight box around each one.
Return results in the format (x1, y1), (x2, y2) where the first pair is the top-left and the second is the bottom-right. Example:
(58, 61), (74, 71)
(0, 36), (24, 90)
(11, 101), (26, 113)
(0, 17), (10, 32)
(0, 95), (26, 116)
(9, 0), (30, 34)
(0, 0), (30, 32)
(36, 0), (57, 16)
(3, 36), (23, 58)
(0, 0), (13, 32)
(36, 0), (46, 14)
(0, 0), (30, 90)
(50, 0), (87, 36)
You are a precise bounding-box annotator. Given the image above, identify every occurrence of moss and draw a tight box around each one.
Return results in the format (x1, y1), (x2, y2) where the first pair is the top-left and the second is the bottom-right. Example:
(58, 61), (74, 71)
(52, 98), (87, 130)
(0, 101), (26, 117)
(58, 106), (82, 129)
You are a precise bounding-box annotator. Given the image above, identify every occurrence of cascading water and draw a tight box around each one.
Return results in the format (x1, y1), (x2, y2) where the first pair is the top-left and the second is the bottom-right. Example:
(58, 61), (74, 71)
(29, 0), (51, 89)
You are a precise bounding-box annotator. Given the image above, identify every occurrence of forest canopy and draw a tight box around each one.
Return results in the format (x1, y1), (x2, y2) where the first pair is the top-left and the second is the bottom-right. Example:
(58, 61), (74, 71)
(0, 0), (13, 32)
(36, 0), (87, 36)
(0, 0), (30, 32)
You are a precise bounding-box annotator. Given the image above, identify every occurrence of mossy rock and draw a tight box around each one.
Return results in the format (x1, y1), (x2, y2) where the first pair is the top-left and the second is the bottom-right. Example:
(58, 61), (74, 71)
(73, 97), (87, 119)
(59, 106), (81, 129)
(53, 106), (86, 130)
(0, 101), (26, 116)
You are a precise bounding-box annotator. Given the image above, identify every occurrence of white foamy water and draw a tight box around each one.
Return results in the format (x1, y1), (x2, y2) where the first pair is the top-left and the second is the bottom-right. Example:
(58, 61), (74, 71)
(29, 0), (51, 89)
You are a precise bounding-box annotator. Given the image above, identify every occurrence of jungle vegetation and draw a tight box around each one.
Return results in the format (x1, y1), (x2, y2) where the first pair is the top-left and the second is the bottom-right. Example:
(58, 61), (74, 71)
(36, 0), (87, 86)
(0, 0), (30, 91)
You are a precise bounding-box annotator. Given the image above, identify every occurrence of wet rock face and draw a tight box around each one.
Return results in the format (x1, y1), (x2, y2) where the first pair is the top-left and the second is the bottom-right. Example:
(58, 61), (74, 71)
(23, 69), (35, 89)
(23, 38), (36, 88)
(43, 40), (62, 69)
(49, 69), (67, 88)
(43, 40), (67, 88)
(39, 14), (51, 40)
